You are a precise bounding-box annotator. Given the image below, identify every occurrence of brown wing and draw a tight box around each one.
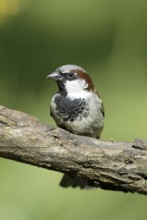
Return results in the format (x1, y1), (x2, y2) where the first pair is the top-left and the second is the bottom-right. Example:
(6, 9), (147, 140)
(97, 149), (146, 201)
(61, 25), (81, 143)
(101, 102), (105, 117)
(95, 90), (105, 117)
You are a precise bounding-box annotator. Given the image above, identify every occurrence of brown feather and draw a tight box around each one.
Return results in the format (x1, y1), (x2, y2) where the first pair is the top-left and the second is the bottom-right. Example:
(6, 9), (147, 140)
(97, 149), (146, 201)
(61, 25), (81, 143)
(69, 69), (94, 91)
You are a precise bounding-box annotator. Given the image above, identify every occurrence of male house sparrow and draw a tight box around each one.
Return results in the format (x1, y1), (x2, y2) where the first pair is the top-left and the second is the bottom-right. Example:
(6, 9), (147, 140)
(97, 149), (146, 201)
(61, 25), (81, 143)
(47, 64), (104, 188)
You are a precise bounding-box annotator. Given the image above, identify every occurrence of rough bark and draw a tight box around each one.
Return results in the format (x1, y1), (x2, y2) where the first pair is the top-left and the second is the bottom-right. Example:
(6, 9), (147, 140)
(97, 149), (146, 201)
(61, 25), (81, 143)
(0, 105), (147, 194)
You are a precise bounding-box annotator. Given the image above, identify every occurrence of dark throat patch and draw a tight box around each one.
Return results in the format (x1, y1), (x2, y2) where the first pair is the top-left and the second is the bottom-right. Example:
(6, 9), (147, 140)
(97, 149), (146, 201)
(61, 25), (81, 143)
(55, 95), (89, 122)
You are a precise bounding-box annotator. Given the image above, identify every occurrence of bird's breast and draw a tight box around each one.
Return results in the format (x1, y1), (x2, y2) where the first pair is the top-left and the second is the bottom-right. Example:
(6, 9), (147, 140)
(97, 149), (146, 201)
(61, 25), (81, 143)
(50, 92), (104, 138)
(53, 94), (89, 122)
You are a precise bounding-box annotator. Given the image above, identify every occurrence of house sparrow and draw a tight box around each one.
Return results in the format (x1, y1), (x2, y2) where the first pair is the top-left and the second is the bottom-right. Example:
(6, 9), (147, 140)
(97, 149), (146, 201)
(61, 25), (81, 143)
(47, 64), (104, 188)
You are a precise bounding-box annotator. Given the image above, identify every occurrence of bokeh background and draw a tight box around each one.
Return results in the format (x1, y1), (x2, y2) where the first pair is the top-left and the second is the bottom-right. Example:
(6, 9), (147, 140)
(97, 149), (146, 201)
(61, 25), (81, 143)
(0, 0), (147, 220)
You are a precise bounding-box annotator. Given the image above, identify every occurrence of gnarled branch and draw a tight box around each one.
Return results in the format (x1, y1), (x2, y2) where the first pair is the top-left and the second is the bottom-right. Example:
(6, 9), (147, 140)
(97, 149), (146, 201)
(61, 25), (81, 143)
(0, 105), (147, 194)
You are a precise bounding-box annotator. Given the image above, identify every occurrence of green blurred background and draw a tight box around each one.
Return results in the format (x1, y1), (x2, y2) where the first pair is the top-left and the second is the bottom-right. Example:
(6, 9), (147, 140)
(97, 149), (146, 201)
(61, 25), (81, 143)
(0, 0), (147, 220)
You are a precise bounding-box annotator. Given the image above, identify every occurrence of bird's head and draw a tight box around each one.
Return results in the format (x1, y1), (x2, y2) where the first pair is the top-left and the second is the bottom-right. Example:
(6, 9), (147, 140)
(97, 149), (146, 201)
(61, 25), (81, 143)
(47, 64), (94, 94)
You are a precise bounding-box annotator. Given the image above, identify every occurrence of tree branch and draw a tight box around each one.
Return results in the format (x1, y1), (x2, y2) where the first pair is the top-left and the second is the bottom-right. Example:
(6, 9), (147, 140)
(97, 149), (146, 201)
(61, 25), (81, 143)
(0, 105), (147, 194)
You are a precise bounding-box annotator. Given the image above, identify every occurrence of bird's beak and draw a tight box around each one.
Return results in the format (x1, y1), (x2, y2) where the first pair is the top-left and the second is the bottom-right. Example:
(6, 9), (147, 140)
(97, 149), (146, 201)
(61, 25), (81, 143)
(47, 71), (62, 80)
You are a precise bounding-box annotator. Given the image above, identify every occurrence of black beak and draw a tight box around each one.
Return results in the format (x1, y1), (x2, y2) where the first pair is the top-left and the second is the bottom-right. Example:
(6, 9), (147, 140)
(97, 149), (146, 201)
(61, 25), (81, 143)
(47, 71), (62, 80)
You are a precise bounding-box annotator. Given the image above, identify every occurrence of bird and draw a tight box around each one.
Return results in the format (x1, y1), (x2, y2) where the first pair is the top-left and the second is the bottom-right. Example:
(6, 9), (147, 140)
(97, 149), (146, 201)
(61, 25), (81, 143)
(47, 64), (104, 188)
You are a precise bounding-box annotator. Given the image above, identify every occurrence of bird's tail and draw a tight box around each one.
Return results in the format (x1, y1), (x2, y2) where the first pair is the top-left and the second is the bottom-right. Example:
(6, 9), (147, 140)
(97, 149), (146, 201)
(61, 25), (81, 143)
(60, 174), (94, 189)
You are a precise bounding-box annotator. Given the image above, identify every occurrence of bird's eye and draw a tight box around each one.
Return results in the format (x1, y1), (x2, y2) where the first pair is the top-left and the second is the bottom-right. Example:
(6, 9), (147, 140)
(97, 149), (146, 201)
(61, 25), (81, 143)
(68, 72), (74, 77)
(65, 72), (75, 79)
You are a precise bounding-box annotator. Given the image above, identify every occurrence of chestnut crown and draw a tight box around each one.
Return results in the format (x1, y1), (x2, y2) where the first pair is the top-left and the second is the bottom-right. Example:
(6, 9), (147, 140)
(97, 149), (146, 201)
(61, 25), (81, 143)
(47, 64), (95, 93)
